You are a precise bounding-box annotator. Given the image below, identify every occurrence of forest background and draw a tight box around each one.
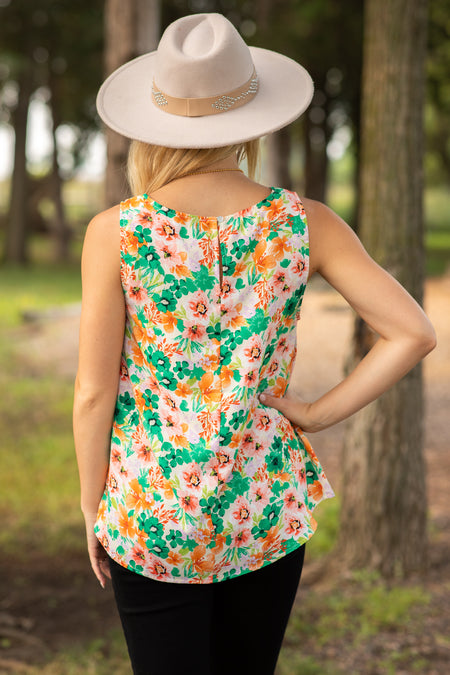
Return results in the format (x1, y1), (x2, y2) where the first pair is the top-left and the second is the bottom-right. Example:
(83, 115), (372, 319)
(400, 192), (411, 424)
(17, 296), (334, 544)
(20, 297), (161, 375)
(0, 0), (449, 673)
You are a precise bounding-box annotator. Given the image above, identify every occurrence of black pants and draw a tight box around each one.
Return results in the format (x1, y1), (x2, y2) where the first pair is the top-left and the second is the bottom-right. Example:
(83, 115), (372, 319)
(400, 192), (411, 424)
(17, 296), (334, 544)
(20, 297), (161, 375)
(108, 545), (305, 675)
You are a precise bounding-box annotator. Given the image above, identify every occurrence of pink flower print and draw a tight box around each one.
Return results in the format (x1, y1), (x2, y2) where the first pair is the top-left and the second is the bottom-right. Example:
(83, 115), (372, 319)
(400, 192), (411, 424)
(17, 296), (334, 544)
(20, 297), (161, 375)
(132, 426), (153, 462)
(285, 514), (305, 537)
(221, 302), (246, 330)
(267, 360), (280, 377)
(241, 432), (256, 453)
(159, 408), (185, 439)
(183, 321), (206, 341)
(188, 291), (209, 319)
(277, 336), (289, 353)
(283, 490), (298, 511)
(233, 528), (251, 547)
(216, 450), (232, 470)
(243, 369), (258, 387)
(244, 336), (263, 363)
(220, 279), (236, 299)
(135, 210), (153, 227)
(111, 448), (122, 463)
(250, 483), (271, 509)
(291, 252), (307, 278)
(179, 491), (199, 514)
(272, 270), (291, 294)
(232, 496), (251, 524)
(155, 217), (178, 239)
(149, 558), (169, 580)
(255, 409), (272, 431)
(160, 240), (185, 271)
(182, 463), (202, 491)
(131, 545), (147, 566)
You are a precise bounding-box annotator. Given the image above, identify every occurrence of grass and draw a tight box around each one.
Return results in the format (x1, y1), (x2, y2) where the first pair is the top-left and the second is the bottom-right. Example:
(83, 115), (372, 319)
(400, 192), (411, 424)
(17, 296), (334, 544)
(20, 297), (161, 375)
(24, 630), (130, 675)
(0, 259), (81, 328)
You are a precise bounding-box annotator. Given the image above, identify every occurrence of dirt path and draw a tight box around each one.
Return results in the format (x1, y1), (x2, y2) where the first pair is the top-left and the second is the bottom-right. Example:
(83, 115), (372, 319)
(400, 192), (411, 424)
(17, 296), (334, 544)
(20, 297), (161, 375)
(2, 275), (449, 673)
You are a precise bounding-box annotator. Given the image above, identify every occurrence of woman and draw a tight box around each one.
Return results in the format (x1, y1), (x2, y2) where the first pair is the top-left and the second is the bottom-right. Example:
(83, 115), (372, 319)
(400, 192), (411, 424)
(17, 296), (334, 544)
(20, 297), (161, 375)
(73, 12), (436, 675)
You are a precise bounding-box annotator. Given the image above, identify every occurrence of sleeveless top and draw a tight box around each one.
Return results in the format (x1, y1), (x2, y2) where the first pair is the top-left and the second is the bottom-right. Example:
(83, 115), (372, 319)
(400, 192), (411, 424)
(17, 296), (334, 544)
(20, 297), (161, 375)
(94, 186), (334, 583)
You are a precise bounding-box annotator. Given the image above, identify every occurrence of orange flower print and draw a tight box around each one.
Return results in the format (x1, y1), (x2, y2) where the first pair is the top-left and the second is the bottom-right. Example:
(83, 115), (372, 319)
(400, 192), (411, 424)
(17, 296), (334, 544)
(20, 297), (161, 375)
(198, 371), (221, 405)
(191, 545), (215, 576)
(308, 480), (324, 503)
(126, 478), (150, 512)
(167, 551), (183, 567)
(176, 381), (192, 398)
(118, 504), (136, 538)
(270, 234), (292, 260)
(253, 239), (277, 274)
(219, 365), (234, 388)
(262, 526), (281, 553)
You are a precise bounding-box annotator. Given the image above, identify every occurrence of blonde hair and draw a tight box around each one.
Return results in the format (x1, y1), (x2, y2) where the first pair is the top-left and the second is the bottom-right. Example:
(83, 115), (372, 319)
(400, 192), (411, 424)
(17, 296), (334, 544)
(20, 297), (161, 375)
(127, 140), (260, 196)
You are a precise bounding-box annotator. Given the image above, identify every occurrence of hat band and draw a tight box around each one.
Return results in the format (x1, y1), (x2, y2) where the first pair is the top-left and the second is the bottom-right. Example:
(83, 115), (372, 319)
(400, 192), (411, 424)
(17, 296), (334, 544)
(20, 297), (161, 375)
(152, 69), (258, 117)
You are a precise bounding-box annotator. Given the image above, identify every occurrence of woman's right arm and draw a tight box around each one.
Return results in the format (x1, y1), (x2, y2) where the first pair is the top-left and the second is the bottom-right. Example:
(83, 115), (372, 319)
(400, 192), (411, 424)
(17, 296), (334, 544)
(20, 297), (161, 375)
(259, 199), (436, 431)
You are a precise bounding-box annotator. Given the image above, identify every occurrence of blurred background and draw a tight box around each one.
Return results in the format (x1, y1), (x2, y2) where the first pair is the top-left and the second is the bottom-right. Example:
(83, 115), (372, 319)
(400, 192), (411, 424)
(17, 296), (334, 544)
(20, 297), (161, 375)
(0, 1), (449, 673)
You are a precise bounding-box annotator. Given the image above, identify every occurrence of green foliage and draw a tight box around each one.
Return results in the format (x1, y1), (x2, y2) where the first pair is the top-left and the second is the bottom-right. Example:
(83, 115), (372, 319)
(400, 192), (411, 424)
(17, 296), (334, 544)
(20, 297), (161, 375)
(305, 498), (340, 561)
(285, 573), (430, 649)
(0, 261), (81, 328)
(25, 630), (130, 675)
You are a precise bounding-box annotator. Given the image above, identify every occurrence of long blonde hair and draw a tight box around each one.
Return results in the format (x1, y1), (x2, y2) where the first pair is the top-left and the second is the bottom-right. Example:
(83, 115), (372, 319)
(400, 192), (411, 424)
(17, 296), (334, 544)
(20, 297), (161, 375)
(127, 140), (260, 196)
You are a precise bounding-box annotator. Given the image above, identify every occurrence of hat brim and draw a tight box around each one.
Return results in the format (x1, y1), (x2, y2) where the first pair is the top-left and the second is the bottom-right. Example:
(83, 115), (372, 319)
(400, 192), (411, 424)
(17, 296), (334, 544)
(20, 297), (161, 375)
(96, 47), (313, 148)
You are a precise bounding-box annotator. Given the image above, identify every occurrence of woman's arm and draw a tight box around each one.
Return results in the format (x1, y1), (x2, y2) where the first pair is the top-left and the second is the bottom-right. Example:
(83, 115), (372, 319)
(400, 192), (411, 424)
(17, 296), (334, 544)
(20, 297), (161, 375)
(73, 204), (125, 586)
(259, 199), (436, 432)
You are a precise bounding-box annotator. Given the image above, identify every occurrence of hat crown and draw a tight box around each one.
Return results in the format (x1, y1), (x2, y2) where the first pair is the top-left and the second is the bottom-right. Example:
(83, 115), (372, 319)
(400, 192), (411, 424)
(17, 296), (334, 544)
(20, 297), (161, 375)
(155, 13), (254, 98)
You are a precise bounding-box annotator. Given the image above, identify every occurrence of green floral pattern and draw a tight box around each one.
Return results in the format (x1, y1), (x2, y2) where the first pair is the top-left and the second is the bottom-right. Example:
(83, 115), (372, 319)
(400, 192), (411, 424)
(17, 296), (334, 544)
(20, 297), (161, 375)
(95, 187), (334, 583)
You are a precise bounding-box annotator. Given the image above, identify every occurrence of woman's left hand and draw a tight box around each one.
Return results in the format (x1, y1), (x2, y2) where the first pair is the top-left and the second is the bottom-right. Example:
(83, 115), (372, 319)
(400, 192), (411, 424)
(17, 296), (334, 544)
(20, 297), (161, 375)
(84, 512), (111, 589)
(259, 390), (321, 433)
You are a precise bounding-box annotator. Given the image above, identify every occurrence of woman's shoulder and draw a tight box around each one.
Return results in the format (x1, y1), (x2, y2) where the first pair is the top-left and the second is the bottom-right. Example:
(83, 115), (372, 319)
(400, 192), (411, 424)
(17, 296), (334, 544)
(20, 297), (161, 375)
(83, 205), (121, 259)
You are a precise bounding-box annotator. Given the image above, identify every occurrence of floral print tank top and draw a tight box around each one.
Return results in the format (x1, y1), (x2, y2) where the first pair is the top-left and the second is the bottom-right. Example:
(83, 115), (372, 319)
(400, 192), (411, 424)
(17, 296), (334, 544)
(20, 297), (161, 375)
(95, 186), (334, 583)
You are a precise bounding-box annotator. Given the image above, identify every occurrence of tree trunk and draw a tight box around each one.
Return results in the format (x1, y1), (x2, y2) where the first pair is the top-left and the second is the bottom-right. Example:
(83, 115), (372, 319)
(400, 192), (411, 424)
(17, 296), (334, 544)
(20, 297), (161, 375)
(49, 76), (71, 262)
(3, 59), (34, 264)
(303, 111), (329, 202)
(264, 128), (293, 189)
(104, 0), (161, 207)
(339, 0), (428, 578)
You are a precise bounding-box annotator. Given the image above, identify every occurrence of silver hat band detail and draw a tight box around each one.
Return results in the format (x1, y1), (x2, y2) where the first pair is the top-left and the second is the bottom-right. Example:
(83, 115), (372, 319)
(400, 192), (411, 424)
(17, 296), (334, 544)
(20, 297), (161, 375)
(151, 69), (258, 117)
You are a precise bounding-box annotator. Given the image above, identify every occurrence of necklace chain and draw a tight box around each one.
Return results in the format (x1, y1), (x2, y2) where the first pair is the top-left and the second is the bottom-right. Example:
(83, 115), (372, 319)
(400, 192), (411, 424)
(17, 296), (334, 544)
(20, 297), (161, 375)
(180, 168), (244, 178)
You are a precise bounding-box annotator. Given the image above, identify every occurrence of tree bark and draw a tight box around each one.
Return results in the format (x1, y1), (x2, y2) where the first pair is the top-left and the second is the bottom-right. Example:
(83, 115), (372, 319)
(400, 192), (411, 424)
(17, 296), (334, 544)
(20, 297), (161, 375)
(49, 75), (71, 262)
(104, 0), (161, 207)
(339, 0), (428, 578)
(264, 128), (293, 190)
(3, 58), (34, 264)
(303, 111), (329, 202)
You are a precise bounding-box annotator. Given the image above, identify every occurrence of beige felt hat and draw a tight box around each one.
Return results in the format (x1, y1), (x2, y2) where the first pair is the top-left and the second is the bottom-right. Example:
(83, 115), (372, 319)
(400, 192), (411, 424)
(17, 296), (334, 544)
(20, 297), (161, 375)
(96, 12), (314, 149)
